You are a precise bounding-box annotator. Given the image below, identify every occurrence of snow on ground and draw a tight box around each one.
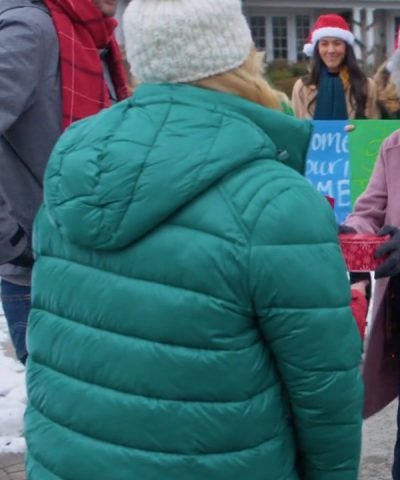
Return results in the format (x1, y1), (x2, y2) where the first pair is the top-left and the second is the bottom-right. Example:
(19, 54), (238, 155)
(0, 305), (26, 454)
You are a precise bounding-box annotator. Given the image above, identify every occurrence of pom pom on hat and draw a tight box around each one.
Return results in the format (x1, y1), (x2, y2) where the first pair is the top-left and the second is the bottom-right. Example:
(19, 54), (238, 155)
(123, 0), (254, 83)
(302, 33), (313, 56)
(303, 14), (354, 57)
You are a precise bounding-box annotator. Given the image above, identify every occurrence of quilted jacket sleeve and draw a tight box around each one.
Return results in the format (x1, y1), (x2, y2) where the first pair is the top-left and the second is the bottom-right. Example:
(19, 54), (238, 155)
(249, 179), (363, 480)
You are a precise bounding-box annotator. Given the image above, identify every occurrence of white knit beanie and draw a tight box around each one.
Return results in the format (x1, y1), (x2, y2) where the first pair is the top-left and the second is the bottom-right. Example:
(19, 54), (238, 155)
(123, 0), (254, 83)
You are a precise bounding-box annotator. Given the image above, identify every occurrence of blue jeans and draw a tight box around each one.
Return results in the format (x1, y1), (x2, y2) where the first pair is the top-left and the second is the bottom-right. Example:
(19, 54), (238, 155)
(0, 279), (30, 364)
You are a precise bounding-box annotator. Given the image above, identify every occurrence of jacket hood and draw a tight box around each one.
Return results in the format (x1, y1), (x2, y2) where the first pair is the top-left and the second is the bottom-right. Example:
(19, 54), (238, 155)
(44, 84), (312, 251)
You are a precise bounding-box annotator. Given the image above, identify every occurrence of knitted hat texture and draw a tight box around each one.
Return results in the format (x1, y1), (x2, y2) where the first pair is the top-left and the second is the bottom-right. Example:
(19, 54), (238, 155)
(123, 0), (253, 83)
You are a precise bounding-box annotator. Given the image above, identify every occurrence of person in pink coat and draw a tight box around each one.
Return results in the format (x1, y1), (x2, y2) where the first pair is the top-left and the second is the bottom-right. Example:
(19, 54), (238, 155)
(343, 130), (400, 479)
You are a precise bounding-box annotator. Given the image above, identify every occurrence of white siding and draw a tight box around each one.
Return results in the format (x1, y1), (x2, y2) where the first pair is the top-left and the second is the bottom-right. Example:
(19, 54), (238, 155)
(115, 0), (400, 64)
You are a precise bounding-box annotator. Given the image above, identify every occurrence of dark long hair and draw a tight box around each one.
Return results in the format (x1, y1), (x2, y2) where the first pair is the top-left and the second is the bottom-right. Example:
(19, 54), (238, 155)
(302, 43), (369, 118)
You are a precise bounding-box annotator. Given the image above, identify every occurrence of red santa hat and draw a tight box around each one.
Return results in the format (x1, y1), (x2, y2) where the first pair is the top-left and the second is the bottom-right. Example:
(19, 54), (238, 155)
(303, 14), (355, 57)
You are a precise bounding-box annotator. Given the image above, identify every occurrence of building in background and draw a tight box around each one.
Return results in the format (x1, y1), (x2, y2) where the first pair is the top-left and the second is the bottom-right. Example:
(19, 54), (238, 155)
(243, 0), (400, 67)
(116, 0), (400, 67)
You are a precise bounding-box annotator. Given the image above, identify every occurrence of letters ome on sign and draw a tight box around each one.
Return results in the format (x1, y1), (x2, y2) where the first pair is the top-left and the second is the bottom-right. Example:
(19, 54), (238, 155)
(306, 121), (350, 224)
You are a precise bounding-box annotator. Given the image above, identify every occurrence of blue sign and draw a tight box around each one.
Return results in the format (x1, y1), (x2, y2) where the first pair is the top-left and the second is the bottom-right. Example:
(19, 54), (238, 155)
(306, 120), (351, 224)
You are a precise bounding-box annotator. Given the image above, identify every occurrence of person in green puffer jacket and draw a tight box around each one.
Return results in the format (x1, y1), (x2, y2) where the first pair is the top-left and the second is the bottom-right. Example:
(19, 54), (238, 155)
(24, 1), (363, 479)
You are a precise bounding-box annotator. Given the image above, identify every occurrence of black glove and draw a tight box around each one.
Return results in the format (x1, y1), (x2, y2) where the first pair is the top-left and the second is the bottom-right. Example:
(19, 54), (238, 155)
(9, 243), (34, 268)
(338, 224), (356, 234)
(375, 226), (400, 279)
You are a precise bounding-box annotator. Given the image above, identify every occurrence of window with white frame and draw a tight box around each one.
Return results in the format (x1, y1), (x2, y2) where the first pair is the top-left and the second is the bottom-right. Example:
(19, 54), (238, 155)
(296, 15), (310, 60)
(272, 16), (288, 59)
(248, 16), (266, 50)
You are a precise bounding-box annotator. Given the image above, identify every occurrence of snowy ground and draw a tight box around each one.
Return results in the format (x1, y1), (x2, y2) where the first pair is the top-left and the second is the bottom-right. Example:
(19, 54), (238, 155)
(361, 401), (396, 479)
(0, 306), (26, 454)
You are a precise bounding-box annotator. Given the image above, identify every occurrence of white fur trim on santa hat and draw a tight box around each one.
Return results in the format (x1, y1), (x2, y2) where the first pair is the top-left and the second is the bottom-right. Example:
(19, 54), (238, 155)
(312, 27), (354, 48)
(123, 0), (254, 84)
(303, 43), (314, 57)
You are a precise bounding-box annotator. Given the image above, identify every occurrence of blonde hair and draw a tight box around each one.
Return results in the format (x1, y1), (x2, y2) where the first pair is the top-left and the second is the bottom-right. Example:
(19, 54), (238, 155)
(373, 61), (400, 115)
(192, 49), (283, 111)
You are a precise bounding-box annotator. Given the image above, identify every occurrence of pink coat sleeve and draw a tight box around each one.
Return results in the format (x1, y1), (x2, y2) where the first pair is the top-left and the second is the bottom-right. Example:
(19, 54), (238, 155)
(344, 136), (389, 233)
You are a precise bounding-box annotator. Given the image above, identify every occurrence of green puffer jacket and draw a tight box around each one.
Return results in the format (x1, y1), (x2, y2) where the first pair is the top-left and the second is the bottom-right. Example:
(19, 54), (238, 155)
(25, 84), (363, 480)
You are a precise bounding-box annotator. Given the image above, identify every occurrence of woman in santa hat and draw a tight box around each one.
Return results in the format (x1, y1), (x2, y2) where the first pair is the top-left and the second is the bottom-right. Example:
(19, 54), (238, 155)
(292, 13), (380, 120)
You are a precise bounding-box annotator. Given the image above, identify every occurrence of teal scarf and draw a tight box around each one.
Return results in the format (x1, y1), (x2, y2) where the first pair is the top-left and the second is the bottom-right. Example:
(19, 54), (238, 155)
(314, 67), (348, 120)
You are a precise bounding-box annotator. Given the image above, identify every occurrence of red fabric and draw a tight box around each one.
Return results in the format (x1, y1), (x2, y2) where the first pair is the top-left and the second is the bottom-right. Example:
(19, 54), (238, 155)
(43, 0), (130, 130)
(324, 195), (335, 208)
(339, 233), (389, 272)
(311, 14), (351, 35)
(350, 289), (368, 340)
